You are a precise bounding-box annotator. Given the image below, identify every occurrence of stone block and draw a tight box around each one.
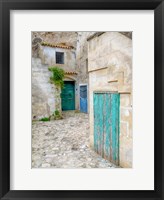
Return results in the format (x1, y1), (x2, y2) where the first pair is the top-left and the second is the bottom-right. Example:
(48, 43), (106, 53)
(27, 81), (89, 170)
(119, 136), (133, 168)
(120, 94), (131, 107)
(111, 34), (132, 53)
(99, 42), (111, 57)
(120, 108), (132, 123)
(120, 121), (128, 137)
(118, 84), (132, 93)
(117, 71), (124, 84)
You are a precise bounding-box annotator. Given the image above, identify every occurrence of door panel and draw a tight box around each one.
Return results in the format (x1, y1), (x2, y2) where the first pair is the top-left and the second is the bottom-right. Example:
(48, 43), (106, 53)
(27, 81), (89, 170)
(94, 92), (120, 165)
(61, 81), (75, 110)
(80, 85), (87, 113)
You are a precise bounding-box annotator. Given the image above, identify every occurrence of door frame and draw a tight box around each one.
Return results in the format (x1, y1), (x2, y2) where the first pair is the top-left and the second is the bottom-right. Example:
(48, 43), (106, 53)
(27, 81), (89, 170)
(79, 84), (88, 113)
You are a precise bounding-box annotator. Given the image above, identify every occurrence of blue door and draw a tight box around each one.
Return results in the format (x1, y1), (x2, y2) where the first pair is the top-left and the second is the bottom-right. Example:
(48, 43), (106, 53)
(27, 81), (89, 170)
(80, 85), (87, 113)
(94, 92), (120, 165)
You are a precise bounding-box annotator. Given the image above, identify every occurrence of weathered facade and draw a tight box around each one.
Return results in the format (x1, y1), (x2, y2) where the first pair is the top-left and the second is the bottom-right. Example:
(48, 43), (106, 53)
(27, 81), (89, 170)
(87, 32), (132, 168)
(32, 32), (89, 119)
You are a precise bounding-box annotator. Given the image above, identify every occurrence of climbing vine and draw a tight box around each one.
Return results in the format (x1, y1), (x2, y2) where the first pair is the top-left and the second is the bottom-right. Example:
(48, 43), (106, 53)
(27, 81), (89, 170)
(48, 67), (65, 88)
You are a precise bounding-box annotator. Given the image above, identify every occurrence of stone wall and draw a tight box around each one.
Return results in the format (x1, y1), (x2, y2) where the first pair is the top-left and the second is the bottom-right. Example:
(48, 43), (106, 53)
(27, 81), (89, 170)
(76, 32), (95, 84)
(32, 32), (77, 48)
(32, 57), (56, 119)
(38, 45), (76, 71)
(75, 32), (95, 110)
(88, 32), (132, 168)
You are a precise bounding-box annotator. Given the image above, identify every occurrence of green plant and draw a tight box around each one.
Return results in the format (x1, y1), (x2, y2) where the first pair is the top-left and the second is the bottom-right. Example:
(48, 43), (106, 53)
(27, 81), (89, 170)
(54, 110), (60, 116)
(39, 117), (50, 121)
(51, 110), (63, 120)
(48, 67), (65, 88)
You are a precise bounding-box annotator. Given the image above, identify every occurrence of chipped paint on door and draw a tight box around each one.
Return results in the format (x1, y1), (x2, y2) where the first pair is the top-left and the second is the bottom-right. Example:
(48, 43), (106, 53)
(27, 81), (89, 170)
(94, 92), (120, 165)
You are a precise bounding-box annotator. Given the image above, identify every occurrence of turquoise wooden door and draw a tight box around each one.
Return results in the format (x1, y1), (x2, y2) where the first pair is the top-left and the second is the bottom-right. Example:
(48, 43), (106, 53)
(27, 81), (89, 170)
(61, 81), (75, 110)
(94, 92), (120, 165)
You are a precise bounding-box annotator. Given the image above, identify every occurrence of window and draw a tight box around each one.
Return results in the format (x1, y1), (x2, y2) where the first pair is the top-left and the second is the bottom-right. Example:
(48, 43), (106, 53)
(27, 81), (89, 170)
(56, 52), (64, 64)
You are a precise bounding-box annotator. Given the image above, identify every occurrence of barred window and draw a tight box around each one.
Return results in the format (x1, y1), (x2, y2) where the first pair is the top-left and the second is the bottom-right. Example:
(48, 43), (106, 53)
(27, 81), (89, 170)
(56, 52), (64, 64)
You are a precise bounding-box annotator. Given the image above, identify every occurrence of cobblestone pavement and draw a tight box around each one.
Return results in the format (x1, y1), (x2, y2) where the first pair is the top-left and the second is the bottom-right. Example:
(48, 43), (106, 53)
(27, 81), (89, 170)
(32, 111), (117, 168)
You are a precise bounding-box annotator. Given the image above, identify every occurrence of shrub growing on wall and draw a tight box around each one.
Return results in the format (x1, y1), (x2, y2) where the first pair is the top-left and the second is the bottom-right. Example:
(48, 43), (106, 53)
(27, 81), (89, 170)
(48, 67), (65, 89)
(48, 66), (64, 119)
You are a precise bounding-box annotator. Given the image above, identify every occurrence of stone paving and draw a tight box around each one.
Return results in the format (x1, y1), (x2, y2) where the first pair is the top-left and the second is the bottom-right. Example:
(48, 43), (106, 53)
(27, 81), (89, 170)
(32, 111), (117, 168)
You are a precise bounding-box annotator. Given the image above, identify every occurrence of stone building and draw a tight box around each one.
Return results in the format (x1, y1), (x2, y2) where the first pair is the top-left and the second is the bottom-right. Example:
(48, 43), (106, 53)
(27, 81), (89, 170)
(87, 32), (132, 168)
(32, 32), (89, 119)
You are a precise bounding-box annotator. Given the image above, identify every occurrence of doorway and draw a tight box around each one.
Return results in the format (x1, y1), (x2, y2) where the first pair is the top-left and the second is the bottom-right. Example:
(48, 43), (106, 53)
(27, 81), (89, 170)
(79, 84), (88, 113)
(61, 81), (75, 110)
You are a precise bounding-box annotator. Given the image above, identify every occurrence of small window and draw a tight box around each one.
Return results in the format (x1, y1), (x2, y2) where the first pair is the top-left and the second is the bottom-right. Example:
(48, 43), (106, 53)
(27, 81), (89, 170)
(56, 52), (64, 64)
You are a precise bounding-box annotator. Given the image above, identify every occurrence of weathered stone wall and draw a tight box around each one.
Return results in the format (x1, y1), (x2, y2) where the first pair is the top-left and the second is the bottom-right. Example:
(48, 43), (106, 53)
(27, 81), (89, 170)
(38, 46), (76, 71)
(76, 32), (95, 83)
(75, 32), (95, 110)
(88, 32), (132, 168)
(32, 32), (77, 48)
(32, 57), (56, 119)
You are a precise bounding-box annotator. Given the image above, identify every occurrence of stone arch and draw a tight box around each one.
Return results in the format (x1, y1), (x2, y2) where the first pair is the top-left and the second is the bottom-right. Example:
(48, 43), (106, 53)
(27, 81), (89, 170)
(64, 75), (77, 81)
